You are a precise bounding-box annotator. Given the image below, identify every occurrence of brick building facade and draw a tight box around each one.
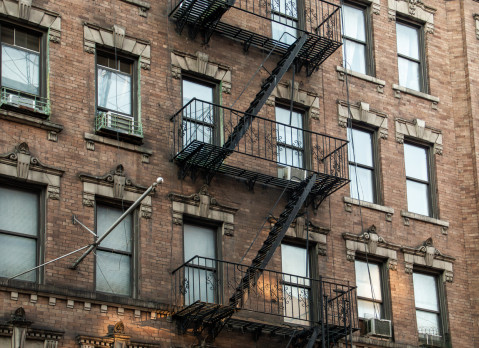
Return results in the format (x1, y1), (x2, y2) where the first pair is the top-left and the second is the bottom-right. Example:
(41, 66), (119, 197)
(0, 0), (478, 347)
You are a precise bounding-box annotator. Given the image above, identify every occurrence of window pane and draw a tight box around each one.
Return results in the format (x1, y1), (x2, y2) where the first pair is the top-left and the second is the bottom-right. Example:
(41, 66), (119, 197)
(97, 67), (132, 115)
(184, 267), (217, 304)
(2, 45), (39, 95)
(0, 234), (36, 281)
(283, 284), (310, 324)
(404, 144), (428, 181)
(355, 261), (382, 300)
(277, 146), (304, 167)
(348, 128), (373, 166)
(349, 165), (374, 203)
(343, 39), (366, 74)
(184, 224), (216, 266)
(276, 107), (304, 167)
(272, 19), (297, 44)
(96, 205), (132, 252)
(1, 26), (14, 45)
(416, 310), (440, 335)
(398, 57), (420, 91)
(413, 273), (439, 311)
(396, 23), (419, 59)
(343, 5), (365, 41)
(358, 299), (381, 319)
(96, 250), (130, 295)
(0, 186), (38, 236)
(282, 244), (309, 285)
(183, 80), (213, 105)
(183, 121), (213, 146)
(272, 0), (297, 17)
(407, 180), (430, 216)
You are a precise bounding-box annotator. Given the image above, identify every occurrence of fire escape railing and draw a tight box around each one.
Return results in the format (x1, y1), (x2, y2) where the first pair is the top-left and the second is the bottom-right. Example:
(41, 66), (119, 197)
(172, 256), (358, 334)
(171, 98), (348, 182)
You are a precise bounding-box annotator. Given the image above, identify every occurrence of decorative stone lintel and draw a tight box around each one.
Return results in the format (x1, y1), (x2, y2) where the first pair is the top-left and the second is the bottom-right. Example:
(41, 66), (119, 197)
(395, 118), (443, 155)
(336, 67), (386, 94)
(84, 23), (151, 69)
(11, 292), (18, 301)
(343, 197), (394, 221)
(269, 81), (320, 120)
(84, 303), (91, 311)
(49, 297), (56, 306)
(388, 0), (436, 34)
(171, 50), (232, 93)
(400, 210), (449, 232)
(30, 294), (37, 303)
(338, 100), (388, 139)
(392, 84), (439, 109)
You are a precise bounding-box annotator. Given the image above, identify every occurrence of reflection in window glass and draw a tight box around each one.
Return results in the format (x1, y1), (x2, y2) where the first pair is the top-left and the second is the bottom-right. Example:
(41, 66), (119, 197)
(348, 128), (375, 203)
(355, 260), (382, 319)
(271, 0), (298, 44)
(97, 66), (132, 115)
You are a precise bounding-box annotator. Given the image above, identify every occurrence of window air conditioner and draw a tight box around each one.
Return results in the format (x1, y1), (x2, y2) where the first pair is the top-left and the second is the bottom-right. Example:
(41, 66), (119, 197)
(365, 318), (392, 338)
(105, 111), (134, 133)
(7, 93), (36, 110)
(418, 333), (443, 347)
(278, 166), (307, 182)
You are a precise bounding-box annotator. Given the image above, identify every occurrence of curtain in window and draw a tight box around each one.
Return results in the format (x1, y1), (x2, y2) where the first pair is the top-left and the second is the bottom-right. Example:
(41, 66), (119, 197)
(276, 107), (304, 168)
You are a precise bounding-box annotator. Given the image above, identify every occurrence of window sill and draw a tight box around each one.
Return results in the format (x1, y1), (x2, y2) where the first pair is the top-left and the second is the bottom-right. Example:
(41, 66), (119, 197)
(85, 133), (152, 162)
(392, 84), (439, 109)
(344, 197), (394, 221)
(0, 107), (63, 132)
(336, 66), (386, 93)
(400, 210), (449, 234)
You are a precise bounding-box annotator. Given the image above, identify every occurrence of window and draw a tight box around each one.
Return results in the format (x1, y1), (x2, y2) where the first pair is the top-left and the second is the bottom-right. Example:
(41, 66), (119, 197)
(276, 106), (304, 168)
(271, 0), (298, 45)
(96, 52), (139, 136)
(182, 78), (216, 146)
(0, 23), (48, 114)
(183, 223), (217, 304)
(281, 244), (311, 324)
(355, 260), (383, 319)
(342, 3), (372, 75)
(413, 272), (443, 341)
(348, 127), (376, 203)
(95, 203), (134, 296)
(396, 21), (426, 92)
(0, 185), (40, 282)
(404, 142), (432, 216)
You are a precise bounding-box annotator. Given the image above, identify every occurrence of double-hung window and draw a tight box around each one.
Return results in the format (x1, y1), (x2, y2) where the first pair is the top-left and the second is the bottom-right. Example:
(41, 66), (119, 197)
(348, 127), (376, 203)
(281, 244), (311, 324)
(95, 204), (133, 296)
(96, 52), (140, 137)
(404, 142), (432, 216)
(0, 24), (48, 115)
(342, 4), (372, 75)
(0, 185), (40, 282)
(183, 223), (217, 305)
(182, 78), (216, 147)
(413, 272), (443, 343)
(396, 21), (426, 92)
(271, 0), (298, 45)
(276, 106), (304, 168)
(355, 260), (383, 319)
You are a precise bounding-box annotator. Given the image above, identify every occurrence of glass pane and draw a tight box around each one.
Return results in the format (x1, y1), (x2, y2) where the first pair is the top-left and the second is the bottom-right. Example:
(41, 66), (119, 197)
(277, 145), (304, 167)
(416, 310), (440, 335)
(349, 165), (374, 203)
(413, 273), (439, 311)
(343, 5), (365, 41)
(355, 261), (382, 300)
(407, 180), (430, 216)
(283, 284), (310, 324)
(97, 67), (132, 114)
(343, 39), (366, 74)
(0, 234), (36, 281)
(184, 224), (216, 267)
(396, 23), (419, 59)
(282, 244), (309, 285)
(358, 299), (382, 319)
(2, 45), (39, 95)
(398, 57), (420, 91)
(0, 186), (38, 236)
(348, 128), (373, 166)
(96, 250), (130, 295)
(1, 26), (14, 45)
(404, 144), (428, 181)
(272, 15), (297, 45)
(96, 205), (132, 252)
(183, 120), (213, 146)
(184, 267), (217, 304)
(271, 0), (297, 17)
(183, 79), (213, 105)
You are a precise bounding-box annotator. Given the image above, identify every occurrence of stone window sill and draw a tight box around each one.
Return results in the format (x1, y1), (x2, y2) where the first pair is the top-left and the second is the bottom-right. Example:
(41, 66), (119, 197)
(336, 66), (386, 92)
(344, 197), (394, 221)
(392, 84), (439, 108)
(400, 210), (449, 234)
(84, 133), (152, 162)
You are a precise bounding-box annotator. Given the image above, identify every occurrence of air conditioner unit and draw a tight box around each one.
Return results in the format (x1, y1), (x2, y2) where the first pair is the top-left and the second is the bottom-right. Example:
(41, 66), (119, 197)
(365, 318), (392, 338)
(278, 166), (307, 182)
(105, 111), (134, 133)
(7, 93), (36, 110)
(418, 333), (442, 347)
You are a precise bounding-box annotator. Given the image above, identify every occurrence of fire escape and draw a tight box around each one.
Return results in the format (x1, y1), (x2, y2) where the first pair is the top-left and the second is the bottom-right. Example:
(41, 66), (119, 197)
(169, 0), (358, 346)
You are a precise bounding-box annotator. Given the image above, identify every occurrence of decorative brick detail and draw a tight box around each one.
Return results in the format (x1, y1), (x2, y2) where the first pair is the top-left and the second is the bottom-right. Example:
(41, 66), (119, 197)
(269, 81), (320, 120)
